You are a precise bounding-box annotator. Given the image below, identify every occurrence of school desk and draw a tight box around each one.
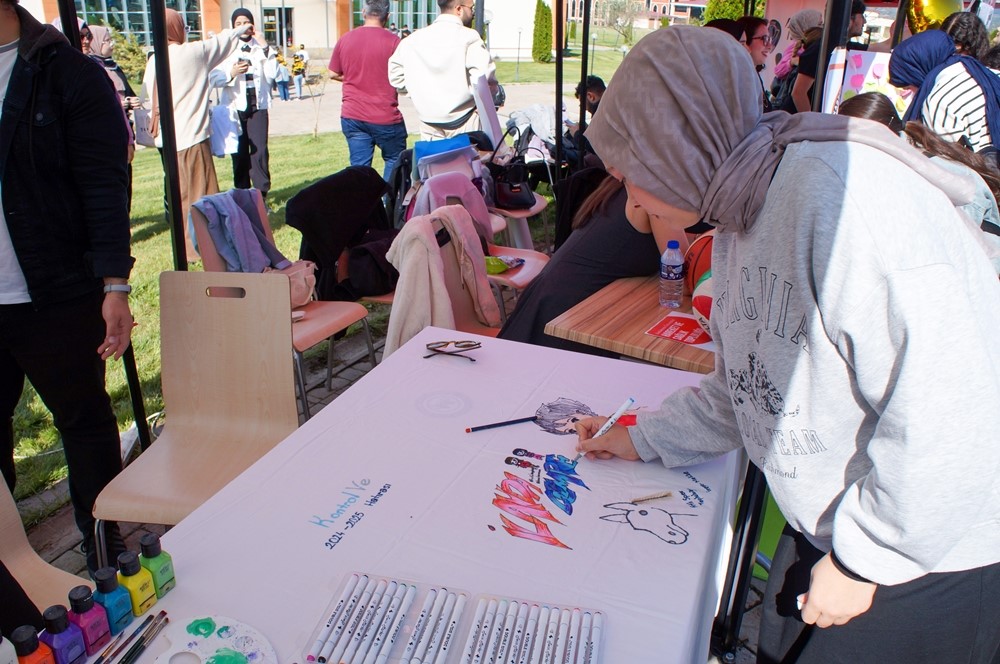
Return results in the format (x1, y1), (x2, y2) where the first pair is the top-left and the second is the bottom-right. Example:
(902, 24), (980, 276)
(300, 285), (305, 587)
(146, 328), (740, 663)
(544, 275), (716, 374)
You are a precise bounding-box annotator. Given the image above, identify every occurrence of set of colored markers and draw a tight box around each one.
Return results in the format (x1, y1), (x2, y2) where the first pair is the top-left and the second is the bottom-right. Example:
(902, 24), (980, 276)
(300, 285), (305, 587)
(305, 574), (466, 664)
(458, 599), (602, 664)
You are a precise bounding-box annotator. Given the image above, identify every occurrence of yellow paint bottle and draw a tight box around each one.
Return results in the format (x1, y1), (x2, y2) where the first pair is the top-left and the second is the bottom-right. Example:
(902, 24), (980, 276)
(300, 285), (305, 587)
(116, 552), (157, 616)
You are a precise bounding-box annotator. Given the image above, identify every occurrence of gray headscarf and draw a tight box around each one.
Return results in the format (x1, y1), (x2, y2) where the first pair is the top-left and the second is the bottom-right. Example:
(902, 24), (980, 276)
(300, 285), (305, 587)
(787, 9), (823, 42)
(586, 25), (973, 232)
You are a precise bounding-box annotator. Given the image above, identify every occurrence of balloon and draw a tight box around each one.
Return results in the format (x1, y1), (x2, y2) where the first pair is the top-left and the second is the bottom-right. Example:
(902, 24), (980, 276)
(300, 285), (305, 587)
(906, 0), (963, 34)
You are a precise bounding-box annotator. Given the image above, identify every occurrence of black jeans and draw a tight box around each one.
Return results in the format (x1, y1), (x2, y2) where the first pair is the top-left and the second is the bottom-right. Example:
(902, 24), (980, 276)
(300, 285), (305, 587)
(0, 291), (122, 540)
(758, 525), (1000, 663)
(232, 107), (270, 196)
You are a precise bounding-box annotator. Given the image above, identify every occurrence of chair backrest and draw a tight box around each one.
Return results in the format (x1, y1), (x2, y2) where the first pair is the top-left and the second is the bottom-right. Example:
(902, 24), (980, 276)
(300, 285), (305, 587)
(0, 481), (89, 611)
(190, 188), (276, 273)
(432, 215), (499, 336)
(159, 271), (298, 436)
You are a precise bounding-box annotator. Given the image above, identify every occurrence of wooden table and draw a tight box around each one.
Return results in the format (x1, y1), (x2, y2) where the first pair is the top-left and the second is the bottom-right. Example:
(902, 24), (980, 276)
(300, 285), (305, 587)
(545, 275), (716, 374)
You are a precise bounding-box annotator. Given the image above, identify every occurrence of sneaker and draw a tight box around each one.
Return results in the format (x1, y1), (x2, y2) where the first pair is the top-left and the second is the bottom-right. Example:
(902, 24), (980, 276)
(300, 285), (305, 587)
(83, 523), (127, 576)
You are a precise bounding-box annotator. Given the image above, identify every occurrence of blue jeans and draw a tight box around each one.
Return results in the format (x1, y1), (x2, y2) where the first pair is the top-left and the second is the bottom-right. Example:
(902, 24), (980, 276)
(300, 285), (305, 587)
(293, 74), (304, 99)
(341, 117), (408, 181)
(277, 81), (289, 101)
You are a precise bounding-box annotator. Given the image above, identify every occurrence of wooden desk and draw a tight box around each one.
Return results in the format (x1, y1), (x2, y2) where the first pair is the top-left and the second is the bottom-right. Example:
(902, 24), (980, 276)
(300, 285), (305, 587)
(545, 275), (716, 374)
(148, 328), (737, 663)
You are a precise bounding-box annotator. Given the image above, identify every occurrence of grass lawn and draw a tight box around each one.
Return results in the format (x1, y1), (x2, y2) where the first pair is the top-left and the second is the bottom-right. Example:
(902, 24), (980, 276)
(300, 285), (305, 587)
(10, 132), (393, 517)
(493, 26), (653, 86)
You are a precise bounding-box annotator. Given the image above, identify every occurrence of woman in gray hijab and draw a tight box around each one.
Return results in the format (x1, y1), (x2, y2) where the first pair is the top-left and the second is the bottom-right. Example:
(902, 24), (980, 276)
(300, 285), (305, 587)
(574, 25), (1000, 664)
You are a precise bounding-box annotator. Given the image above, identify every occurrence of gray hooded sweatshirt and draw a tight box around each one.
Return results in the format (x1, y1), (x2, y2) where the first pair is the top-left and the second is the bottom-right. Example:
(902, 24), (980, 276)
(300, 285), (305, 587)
(632, 140), (1000, 586)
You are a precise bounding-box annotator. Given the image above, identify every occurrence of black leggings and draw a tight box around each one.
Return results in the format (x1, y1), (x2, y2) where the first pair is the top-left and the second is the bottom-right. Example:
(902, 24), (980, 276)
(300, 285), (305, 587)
(758, 525), (1000, 664)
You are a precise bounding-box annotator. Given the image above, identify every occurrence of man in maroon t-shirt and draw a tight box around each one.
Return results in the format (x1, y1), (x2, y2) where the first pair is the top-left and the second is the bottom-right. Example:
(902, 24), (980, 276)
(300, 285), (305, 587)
(329, 0), (407, 180)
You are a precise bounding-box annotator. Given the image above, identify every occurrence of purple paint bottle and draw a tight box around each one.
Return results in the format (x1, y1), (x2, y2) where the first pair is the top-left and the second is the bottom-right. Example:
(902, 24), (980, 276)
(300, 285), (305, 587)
(66, 586), (110, 656)
(37, 606), (85, 664)
(92, 567), (134, 635)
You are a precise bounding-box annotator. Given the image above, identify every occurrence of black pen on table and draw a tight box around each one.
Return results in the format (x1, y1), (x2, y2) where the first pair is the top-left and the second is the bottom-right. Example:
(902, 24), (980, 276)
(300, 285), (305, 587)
(119, 615), (169, 664)
(97, 613), (155, 664)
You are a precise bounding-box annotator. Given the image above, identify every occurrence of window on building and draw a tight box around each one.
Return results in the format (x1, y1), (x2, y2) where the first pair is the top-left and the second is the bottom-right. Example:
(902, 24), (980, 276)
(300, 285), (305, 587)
(74, 0), (203, 45)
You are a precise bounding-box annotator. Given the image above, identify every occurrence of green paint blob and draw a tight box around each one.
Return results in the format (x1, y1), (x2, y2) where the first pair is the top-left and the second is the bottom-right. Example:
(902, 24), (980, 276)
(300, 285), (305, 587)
(206, 648), (248, 664)
(216, 625), (233, 638)
(186, 617), (217, 637)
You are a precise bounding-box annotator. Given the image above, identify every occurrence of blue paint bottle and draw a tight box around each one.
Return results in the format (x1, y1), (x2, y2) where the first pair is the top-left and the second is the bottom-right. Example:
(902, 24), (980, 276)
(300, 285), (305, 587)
(37, 606), (85, 664)
(92, 567), (134, 635)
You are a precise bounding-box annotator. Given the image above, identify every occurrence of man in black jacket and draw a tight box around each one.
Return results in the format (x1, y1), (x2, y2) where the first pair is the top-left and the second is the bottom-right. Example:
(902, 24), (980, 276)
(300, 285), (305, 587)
(0, 0), (134, 573)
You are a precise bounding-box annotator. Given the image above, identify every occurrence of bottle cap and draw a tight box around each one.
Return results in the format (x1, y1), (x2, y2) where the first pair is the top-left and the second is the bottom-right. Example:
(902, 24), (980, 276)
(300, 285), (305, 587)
(94, 566), (120, 592)
(139, 532), (162, 558)
(667, 240), (680, 249)
(68, 585), (95, 613)
(10, 625), (40, 656)
(42, 605), (69, 633)
(118, 551), (141, 576)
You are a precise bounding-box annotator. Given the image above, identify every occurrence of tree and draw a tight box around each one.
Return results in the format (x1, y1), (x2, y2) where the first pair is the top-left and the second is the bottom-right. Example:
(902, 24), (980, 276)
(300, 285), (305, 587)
(533, 0), (553, 63)
(703, 0), (765, 22)
(601, 0), (642, 44)
(110, 28), (147, 84)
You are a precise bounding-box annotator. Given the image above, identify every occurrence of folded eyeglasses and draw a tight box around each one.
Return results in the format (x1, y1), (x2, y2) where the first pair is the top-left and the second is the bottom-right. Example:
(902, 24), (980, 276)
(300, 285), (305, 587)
(423, 340), (482, 361)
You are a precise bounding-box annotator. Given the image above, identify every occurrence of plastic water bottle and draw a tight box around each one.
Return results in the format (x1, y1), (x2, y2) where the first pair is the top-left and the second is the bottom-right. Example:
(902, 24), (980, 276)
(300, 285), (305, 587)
(659, 240), (684, 308)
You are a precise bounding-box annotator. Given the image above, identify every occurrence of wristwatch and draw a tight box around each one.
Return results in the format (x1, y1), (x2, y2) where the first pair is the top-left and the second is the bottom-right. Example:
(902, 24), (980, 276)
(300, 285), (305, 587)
(103, 284), (132, 295)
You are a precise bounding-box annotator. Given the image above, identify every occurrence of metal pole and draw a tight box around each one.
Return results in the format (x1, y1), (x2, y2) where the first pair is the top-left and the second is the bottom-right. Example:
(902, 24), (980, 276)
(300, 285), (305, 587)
(149, 0), (187, 270)
(891, 0), (909, 48)
(554, 0), (565, 190)
(281, 0), (287, 57)
(325, 0), (330, 48)
(516, 28), (521, 82)
(474, 0), (485, 37)
(579, 0), (592, 171)
(56, 0), (153, 452)
(590, 33), (596, 76)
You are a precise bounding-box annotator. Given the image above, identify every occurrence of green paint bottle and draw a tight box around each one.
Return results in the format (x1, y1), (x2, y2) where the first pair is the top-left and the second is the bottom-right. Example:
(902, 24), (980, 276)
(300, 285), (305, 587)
(138, 533), (175, 599)
(116, 552), (157, 616)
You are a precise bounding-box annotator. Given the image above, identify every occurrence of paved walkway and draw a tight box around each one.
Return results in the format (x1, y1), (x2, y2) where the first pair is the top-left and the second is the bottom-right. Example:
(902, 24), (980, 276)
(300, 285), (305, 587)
(265, 79), (578, 137)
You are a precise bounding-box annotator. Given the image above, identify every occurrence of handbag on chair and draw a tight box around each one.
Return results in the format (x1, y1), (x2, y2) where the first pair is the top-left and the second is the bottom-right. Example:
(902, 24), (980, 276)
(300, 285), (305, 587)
(265, 259), (317, 308)
(486, 127), (536, 210)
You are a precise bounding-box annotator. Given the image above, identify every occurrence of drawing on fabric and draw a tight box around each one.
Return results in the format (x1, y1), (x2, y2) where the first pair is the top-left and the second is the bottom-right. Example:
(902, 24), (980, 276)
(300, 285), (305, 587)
(600, 502), (696, 545)
(534, 397), (598, 435)
(728, 352), (786, 416)
(415, 391), (473, 417)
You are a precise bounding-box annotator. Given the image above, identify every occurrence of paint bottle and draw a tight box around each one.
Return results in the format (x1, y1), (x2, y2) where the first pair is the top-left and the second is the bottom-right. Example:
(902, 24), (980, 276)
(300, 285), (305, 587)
(116, 552), (157, 616)
(0, 634), (17, 664)
(138, 533), (175, 598)
(9, 626), (55, 664)
(92, 566), (134, 635)
(66, 585), (110, 656)
(37, 606), (86, 664)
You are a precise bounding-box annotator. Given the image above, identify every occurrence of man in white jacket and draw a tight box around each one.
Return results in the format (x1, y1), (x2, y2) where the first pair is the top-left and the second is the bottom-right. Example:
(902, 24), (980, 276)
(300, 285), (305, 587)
(210, 9), (277, 196)
(387, 0), (497, 140)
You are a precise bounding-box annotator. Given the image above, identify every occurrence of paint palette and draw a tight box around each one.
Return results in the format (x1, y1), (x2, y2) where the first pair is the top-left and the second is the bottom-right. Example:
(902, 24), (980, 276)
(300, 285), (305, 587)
(154, 615), (277, 664)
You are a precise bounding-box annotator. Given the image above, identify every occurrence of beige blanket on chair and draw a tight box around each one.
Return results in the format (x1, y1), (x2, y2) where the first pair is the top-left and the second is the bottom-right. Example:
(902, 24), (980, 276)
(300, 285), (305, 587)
(384, 205), (501, 356)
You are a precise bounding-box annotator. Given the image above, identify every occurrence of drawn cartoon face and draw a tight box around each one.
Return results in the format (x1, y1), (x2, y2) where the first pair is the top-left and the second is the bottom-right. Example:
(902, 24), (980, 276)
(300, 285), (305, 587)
(512, 448), (544, 460)
(534, 398), (598, 436)
(552, 414), (586, 434)
(599, 502), (694, 545)
(505, 457), (534, 469)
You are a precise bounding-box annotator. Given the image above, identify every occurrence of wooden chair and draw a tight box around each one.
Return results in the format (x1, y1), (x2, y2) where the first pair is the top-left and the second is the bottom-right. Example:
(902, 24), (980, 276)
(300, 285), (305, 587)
(93, 272), (301, 568)
(1, 481), (88, 611)
(189, 190), (377, 419)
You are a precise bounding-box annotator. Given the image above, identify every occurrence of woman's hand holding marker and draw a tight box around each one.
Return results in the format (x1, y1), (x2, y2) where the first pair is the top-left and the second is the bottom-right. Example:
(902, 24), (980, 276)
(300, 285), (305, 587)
(574, 417), (641, 461)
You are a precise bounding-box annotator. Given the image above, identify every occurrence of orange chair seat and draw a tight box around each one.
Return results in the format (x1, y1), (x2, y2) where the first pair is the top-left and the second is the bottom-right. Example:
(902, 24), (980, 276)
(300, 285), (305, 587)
(292, 301), (369, 352)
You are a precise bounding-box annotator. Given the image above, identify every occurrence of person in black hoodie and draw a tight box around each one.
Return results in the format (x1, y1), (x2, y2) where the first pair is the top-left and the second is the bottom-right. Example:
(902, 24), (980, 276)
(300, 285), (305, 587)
(0, 0), (134, 574)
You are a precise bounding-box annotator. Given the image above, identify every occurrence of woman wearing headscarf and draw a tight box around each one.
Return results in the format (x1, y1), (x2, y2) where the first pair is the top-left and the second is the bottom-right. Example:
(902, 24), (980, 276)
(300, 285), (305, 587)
(573, 26), (1000, 663)
(773, 8), (822, 80)
(140, 9), (250, 259)
(85, 25), (139, 211)
(889, 29), (1000, 153)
